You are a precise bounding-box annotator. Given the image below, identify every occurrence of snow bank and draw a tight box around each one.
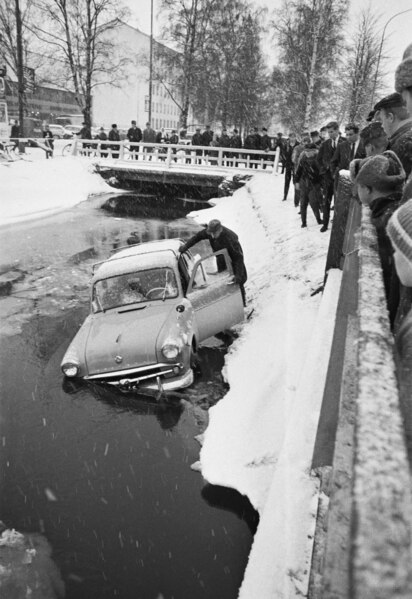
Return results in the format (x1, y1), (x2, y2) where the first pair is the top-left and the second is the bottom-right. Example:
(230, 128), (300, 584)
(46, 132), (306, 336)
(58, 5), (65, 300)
(0, 156), (113, 227)
(187, 173), (339, 597)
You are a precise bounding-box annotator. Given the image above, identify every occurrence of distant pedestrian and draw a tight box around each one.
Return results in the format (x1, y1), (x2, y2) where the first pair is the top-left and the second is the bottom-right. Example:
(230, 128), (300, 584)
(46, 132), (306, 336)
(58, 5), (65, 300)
(108, 123), (120, 159)
(78, 121), (92, 156)
(331, 123), (366, 186)
(10, 120), (20, 151)
(142, 121), (156, 158)
(43, 124), (54, 159)
(192, 127), (204, 163)
(178, 219), (248, 306)
(201, 125), (213, 147)
(127, 120), (142, 159)
(310, 130), (322, 148)
(317, 121), (346, 232)
(294, 139), (323, 228)
(96, 126), (108, 158)
(282, 133), (299, 201)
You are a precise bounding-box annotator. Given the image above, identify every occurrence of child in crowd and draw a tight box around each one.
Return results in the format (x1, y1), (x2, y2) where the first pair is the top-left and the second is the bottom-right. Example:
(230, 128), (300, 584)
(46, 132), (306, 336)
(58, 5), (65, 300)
(351, 150), (405, 324)
(387, 198), (412, 453)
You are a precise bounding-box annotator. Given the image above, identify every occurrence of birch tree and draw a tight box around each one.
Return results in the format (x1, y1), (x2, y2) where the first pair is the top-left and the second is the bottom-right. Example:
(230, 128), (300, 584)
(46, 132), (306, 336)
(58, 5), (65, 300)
(270, 0), (348, 131)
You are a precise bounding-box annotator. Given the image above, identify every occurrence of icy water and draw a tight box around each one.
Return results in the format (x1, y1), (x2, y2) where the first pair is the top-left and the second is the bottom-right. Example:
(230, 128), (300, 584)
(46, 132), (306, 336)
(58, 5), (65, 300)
(0, 194), (257, 599)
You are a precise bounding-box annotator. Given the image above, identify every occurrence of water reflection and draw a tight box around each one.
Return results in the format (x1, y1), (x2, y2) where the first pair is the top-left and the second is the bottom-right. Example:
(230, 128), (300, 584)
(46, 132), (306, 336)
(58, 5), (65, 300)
(62, 379), (184, 431)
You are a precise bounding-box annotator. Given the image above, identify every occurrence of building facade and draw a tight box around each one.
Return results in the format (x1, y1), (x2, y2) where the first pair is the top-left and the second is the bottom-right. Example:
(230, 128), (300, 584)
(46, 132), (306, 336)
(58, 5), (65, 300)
(92, 21), (191, 132)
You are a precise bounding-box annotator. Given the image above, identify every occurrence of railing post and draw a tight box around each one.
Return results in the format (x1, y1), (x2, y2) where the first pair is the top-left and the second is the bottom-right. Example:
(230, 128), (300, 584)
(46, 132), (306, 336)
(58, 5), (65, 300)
(71, 139), (78, 156)
(119, 141), (124, 160)
(166, 146), (172, 168)
(218, 148), (223, 167)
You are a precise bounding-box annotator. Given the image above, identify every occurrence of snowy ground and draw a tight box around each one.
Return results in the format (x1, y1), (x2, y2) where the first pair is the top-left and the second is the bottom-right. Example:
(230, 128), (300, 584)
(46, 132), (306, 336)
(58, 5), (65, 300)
(0, 152), (340, 597)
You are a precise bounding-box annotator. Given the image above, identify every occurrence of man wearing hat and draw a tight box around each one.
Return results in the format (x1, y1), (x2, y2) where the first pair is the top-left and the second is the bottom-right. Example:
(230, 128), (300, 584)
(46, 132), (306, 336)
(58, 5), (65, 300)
(351, 150), (405, 323)
(395, 43), (412, 202)
(127, 120), (142, 159)
(108, 123), (120, 159)
(360, 121), (389, 157)
(178, 219), (247, 306)
(192, 127), (203, 162)
(374, 92), (412, 178)
(317, 121), (346, 232)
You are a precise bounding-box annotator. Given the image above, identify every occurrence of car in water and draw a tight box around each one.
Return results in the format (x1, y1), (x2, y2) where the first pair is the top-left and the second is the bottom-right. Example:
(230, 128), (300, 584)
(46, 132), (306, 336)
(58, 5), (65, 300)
(61, 238), (244, 393)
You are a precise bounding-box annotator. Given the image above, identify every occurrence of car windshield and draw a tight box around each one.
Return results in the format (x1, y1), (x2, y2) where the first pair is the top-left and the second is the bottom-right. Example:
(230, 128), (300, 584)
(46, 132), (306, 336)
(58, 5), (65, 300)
(92, 267), (179, 312)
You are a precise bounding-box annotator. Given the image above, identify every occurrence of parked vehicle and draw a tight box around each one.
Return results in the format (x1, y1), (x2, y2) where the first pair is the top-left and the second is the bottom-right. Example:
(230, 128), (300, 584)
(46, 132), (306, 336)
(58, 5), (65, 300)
(61, 239), (244, 393)
(48, 124), (66, 139)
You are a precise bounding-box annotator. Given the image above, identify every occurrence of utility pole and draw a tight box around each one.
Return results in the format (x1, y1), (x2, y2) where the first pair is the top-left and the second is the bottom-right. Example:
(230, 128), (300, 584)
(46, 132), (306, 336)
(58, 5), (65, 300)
(15, 0), (25, 137)
(148, 0), (153, 125)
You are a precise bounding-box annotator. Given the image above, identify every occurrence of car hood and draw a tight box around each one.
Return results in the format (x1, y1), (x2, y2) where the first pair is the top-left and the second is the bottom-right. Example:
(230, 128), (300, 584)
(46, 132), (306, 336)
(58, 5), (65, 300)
(85, 303), (175, 375)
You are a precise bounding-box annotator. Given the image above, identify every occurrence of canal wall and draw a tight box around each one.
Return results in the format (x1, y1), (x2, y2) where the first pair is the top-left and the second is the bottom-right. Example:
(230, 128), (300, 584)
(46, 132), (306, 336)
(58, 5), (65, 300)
(309, 175), (412, 599)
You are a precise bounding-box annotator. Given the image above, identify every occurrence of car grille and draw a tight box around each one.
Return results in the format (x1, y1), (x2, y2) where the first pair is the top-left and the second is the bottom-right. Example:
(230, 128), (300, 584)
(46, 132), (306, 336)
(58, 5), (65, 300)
(85, 363), (181, 388)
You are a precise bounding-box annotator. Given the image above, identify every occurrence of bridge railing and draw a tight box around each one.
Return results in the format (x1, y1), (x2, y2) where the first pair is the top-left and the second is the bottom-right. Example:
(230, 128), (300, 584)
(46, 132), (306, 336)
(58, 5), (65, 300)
(70, 138), (280, 171)
(309, 172), (412, 599)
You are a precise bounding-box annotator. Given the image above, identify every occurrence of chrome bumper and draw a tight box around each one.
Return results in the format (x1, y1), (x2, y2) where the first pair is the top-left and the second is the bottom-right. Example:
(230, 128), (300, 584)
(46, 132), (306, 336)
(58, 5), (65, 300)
(85, 363), (193, 391)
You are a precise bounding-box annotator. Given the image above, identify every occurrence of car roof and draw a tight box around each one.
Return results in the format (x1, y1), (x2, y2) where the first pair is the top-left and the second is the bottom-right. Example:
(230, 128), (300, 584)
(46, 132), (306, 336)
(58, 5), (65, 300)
(92, 239), (183, 282)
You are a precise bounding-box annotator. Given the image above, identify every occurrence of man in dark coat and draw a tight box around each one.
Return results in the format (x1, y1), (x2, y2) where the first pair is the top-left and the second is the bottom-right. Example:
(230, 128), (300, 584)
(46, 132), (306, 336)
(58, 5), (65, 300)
(127, 120), (142, 159)
(78, 121), (92, 156)
(95, 126), (108, 158)
(142, 121), (156, 158)
(317, 120), (346, 231)
(294, 141), (323, 227)
(282, 133), (300, 201)
(191, 127), (204, 162)
(331, 123), (366, 182)
(108, 123), (120, 159)
(374, 92), (412, 179)
(42, 124), (54, 159)
(179, 219), (248, 306)
(201, 125), (213, 147)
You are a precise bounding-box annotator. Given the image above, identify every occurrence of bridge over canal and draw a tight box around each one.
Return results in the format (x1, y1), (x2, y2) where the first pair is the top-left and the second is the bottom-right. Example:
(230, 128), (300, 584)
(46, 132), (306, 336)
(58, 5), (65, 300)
(71, 139), (281, 199)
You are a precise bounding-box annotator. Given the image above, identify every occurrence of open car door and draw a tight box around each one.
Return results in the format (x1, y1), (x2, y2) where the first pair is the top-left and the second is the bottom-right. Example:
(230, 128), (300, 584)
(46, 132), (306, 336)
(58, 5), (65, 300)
(186, 249), (244, 341)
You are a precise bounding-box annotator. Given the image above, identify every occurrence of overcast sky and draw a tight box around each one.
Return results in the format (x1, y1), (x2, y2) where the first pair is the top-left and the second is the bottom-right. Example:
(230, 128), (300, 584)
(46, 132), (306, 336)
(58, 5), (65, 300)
(124, 0), (412, 93)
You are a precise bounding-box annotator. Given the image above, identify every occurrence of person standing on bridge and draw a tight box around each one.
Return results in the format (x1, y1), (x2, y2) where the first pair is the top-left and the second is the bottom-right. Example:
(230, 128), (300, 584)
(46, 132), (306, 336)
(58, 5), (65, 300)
(127, 120), (142, 159)
(143, 122), (156, 159)
(108, 124), (120, 159)
(178, 219), (248, 306)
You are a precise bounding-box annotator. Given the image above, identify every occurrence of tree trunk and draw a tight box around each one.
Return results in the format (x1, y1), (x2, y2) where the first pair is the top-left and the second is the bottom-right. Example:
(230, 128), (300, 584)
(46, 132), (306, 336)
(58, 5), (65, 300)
(15, 0), (25, 136)
(303, 2), (322, 130)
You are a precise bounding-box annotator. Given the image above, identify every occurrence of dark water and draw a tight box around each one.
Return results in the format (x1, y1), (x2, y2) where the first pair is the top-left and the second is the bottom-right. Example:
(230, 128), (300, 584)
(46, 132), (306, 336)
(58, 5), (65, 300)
(0, 194), (257, 599)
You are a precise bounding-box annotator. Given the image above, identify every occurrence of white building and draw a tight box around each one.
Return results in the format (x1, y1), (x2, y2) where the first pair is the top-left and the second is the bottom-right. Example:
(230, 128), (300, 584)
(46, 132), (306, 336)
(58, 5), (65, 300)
(92, 21), (191, 132)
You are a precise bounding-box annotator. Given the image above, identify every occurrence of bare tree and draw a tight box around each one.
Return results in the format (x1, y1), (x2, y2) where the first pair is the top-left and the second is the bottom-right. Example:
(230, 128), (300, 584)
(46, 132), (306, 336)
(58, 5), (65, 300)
(30, 0), (132, 127)
(270, 0), (348, 132)
(340, 7), (385, 122)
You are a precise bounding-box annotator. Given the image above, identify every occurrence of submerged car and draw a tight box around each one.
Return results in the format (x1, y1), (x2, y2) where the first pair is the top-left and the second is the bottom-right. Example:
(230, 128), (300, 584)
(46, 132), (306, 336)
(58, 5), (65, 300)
(61, 238), (244, 393)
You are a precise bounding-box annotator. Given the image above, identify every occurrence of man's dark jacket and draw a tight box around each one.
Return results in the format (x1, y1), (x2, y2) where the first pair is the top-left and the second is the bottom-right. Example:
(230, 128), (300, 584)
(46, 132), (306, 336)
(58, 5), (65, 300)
(370, 191), (403, 325)
(389, 120), (412, 178)
(330, 139), (366, 174)
(317, 136), (346, 177)
(127, 126), (142, 143)
(180, 226), (247, 285)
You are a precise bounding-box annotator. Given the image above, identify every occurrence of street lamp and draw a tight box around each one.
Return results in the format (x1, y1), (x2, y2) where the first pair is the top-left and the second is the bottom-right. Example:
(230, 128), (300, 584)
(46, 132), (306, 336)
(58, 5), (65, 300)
(371, 8), (412, 108)
(148, 0), (154, 125)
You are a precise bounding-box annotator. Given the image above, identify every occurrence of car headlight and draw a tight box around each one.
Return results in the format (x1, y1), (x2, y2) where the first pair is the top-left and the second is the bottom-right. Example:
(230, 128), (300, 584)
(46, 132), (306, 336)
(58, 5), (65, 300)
(61, 362), (80, 377)
(161, 343), (180, 359)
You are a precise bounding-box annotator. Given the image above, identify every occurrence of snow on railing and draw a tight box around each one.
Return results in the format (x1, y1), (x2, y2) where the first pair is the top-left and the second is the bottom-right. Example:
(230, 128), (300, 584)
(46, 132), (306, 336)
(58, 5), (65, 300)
(312, 174), (412, 599)
(70, 138), (280, 172)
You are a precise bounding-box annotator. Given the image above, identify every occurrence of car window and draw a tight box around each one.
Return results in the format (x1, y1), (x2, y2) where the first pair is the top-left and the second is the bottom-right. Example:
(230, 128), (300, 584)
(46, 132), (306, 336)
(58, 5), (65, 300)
(92, 267), (178, 311)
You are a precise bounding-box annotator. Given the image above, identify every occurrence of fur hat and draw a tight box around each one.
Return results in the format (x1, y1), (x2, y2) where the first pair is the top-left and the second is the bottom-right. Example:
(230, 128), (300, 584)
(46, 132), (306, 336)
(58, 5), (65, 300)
(351, 150), (405, 192)
(359, 121), (387, 146)
(395, 44), (412, 92)
(373, 92), (405, 112)
(387, 199), (412, 265)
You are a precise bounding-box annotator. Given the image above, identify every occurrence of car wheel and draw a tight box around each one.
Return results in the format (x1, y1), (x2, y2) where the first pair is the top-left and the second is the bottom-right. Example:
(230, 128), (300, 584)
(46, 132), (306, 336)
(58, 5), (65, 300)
(190, 342), (200, 373)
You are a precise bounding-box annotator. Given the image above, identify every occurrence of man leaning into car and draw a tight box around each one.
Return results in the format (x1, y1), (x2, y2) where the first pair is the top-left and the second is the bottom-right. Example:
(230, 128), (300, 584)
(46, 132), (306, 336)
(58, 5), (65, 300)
(178, 219), (247, 306)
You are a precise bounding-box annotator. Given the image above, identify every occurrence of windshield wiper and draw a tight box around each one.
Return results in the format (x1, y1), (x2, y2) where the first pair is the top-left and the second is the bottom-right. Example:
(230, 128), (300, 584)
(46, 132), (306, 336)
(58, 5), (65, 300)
(118, 305), (147, 313)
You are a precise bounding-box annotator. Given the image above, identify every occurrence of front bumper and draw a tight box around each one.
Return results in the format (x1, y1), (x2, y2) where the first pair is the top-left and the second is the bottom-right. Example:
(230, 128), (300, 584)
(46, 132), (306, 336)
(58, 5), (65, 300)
(84, 362), (194, 391)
